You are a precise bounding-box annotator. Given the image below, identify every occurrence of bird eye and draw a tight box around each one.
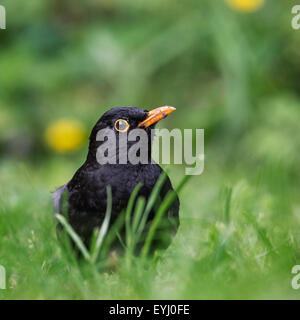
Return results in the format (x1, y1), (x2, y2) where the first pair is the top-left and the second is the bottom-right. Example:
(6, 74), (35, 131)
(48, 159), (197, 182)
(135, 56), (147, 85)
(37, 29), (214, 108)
(114, 119), (130, 132)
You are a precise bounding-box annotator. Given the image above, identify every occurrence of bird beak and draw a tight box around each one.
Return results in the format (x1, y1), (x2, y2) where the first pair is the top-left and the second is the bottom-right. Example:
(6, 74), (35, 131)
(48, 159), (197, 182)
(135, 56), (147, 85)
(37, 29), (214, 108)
(138, 106), (176, 128)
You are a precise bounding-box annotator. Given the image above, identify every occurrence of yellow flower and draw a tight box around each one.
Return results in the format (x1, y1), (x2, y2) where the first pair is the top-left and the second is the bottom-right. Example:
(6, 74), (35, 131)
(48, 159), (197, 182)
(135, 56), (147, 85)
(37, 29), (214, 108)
(45, 119), (86, 153)
(225, 0), (265, 13)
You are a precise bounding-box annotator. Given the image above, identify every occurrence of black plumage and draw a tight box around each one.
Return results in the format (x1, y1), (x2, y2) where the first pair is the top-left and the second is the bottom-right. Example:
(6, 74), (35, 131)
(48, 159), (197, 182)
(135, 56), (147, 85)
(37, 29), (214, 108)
(53, 106), (179, 256)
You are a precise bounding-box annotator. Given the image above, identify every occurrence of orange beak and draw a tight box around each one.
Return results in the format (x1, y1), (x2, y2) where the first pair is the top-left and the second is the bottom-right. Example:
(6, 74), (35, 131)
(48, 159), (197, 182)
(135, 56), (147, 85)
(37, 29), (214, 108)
(138, 106), (176, 128)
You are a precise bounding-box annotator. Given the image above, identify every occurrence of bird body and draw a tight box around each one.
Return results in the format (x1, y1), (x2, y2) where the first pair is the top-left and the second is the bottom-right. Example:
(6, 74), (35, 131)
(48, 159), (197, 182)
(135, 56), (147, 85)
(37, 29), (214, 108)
(53, 106), (179, 256)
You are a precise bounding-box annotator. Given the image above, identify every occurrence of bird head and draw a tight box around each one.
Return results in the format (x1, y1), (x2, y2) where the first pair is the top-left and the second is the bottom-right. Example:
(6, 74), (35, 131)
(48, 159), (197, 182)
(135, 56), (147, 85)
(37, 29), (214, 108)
(87, 106), (176, 164)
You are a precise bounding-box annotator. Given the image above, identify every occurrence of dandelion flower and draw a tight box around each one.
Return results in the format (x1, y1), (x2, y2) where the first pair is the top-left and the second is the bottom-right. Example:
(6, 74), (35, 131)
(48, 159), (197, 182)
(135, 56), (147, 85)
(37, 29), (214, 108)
(226, 0), (265, 13)
(45, 119), (86, 153)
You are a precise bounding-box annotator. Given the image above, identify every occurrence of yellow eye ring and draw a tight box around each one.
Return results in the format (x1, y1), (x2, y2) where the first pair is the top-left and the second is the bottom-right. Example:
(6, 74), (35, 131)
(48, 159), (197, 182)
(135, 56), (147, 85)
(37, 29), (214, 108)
(114, 119), (130, 132)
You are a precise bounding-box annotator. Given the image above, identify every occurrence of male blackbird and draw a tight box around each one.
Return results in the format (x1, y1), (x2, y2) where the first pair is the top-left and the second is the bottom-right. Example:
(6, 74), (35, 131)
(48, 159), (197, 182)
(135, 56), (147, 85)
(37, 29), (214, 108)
(53, 106), (179, 255)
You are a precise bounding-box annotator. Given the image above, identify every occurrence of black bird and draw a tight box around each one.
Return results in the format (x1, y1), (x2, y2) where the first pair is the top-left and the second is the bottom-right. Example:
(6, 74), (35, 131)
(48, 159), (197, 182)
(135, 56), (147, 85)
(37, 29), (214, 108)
(53, 106), (179, 257)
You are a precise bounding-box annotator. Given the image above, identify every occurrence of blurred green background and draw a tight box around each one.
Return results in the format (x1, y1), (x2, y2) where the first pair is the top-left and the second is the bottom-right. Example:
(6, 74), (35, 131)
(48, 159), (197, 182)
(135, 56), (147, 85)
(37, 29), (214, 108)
(1, 0), (300, 299)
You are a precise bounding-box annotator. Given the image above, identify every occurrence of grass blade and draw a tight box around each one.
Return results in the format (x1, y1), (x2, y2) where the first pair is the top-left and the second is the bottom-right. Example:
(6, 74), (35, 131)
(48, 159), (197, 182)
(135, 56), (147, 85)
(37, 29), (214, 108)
(141, 174), (191, 260)
(90, 186), (112, 264)
(136, 172), (167, 239)
(100, 212), (126, 259)
(55, 213), (91, 261)
(224, 186), (232, 225)
(132, 197), (146, 234)
(125, 183), (142, 249)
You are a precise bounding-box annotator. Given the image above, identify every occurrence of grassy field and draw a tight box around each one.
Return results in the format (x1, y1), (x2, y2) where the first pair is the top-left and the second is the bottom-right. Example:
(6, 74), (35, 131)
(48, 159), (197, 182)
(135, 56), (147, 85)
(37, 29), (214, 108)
(0, 154), (299, 299)
(1, 1), (300, 299)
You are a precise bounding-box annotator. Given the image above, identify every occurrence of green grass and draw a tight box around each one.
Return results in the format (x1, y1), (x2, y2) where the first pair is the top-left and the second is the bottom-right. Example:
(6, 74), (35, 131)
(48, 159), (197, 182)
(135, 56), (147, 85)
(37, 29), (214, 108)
(0, 157), (299, 300)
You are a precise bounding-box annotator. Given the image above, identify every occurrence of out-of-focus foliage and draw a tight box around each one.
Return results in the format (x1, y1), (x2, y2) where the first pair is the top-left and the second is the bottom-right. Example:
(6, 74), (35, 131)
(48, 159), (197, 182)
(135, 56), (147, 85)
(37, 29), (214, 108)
(0, 1), (299, 167)
(1, 0), (300, 299)
(44, 119), (86, 152)
(226, 0), (265, 13)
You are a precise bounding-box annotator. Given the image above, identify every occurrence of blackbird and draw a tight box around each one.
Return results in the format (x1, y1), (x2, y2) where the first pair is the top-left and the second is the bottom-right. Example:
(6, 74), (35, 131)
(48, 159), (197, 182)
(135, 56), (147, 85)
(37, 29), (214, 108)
(53, 106), (179, 256)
